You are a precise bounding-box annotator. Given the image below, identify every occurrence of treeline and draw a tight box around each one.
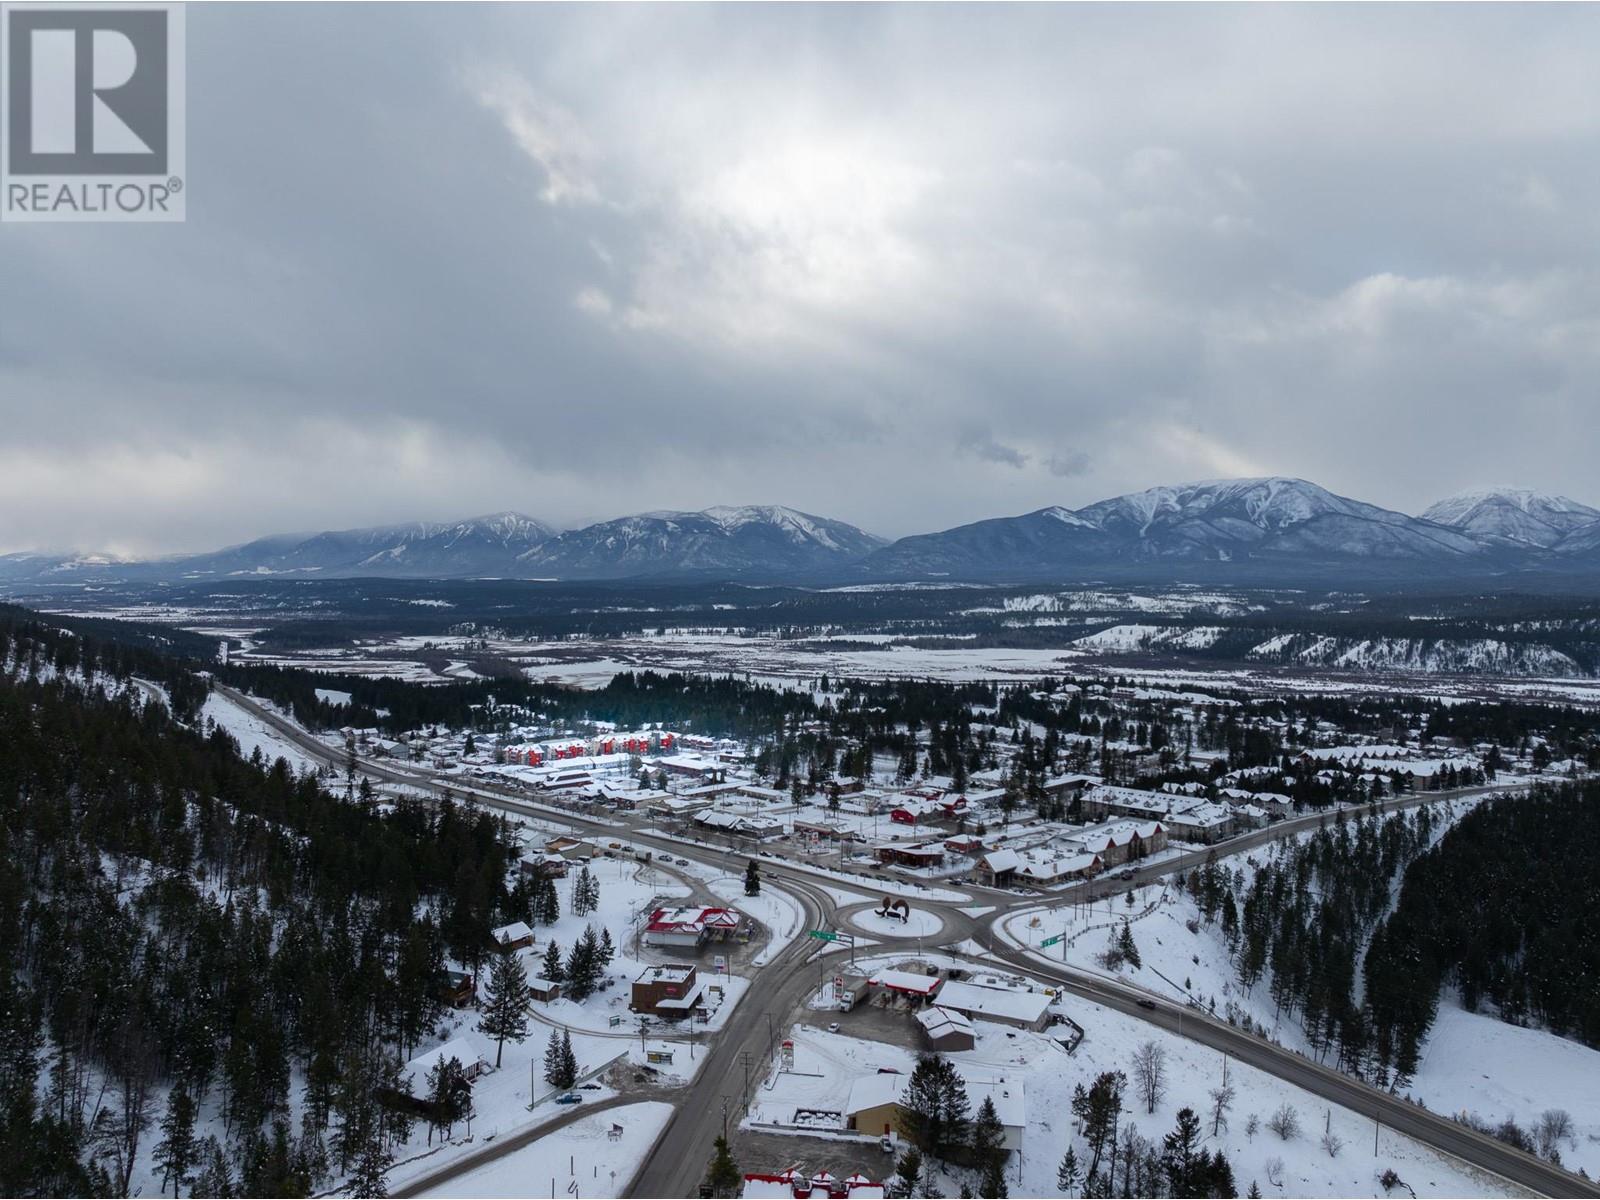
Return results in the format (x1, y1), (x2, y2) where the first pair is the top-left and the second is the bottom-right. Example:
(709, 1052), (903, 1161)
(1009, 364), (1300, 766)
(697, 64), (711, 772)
(1366, 783), (1600, 1057)
(0, 633), (534, 1195)
(0, 606), (212, 723)
(1185, 807), (1442, 1083)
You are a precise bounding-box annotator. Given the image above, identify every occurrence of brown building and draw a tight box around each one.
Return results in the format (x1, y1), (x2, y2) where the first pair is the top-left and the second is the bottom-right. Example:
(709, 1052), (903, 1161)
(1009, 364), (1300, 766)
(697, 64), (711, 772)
(630, 963), (706, 1019)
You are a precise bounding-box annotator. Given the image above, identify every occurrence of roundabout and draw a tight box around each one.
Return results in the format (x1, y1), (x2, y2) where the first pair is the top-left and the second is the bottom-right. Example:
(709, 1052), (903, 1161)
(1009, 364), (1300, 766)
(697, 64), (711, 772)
(837, 896), (945, 940)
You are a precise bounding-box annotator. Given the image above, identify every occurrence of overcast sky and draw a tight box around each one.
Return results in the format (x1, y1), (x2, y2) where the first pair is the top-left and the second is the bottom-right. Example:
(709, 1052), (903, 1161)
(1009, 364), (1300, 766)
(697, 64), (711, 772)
(5, 3), (1600, 555)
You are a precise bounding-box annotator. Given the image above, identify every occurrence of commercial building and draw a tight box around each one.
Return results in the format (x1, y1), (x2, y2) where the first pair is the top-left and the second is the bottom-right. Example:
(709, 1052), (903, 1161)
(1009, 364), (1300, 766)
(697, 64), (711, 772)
(914, 1005), (977, 1051)
(641, 905), (742, 949)
(630, 963), (706, 1019)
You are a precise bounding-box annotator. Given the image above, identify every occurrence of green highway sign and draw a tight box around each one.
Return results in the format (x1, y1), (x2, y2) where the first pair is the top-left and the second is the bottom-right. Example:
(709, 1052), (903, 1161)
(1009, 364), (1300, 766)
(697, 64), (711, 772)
(808, 929), (840, 942)
(1041, 933), (1064, 948)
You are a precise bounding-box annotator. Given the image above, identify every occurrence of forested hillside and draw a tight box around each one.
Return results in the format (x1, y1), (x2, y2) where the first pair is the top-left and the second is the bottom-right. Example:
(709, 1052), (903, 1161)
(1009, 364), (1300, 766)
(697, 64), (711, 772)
(1366, 784), (1600, 1058)
(0, 622), (523, 1196)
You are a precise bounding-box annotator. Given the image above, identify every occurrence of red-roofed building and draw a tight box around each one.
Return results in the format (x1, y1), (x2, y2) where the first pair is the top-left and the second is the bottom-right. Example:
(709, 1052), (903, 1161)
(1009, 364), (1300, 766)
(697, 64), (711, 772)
(741, 1172), (886, 1199)
(642, 905), (743, 949)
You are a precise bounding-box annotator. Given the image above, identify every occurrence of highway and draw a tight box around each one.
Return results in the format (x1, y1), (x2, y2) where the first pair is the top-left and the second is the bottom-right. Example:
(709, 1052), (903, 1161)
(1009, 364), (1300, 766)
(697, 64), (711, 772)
(212, 684), (1591, 1199)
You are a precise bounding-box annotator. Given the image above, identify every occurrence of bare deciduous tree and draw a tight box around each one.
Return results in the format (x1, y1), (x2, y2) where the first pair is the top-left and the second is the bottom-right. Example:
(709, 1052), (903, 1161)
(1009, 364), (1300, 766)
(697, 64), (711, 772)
(1131, 1040), (1167, 1115)
(1209, 1084), (1235, 1135)
(1536, 1109), (1574, 1161)
(1266, 1103), (1300, 1141)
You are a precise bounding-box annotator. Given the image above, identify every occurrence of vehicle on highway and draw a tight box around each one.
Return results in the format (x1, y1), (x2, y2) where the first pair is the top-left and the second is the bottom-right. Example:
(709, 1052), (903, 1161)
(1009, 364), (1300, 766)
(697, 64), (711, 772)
(1136, 998), (1157, 1011)
(554, 1092), (582, 1104)
(827, 1022), (840, 1033)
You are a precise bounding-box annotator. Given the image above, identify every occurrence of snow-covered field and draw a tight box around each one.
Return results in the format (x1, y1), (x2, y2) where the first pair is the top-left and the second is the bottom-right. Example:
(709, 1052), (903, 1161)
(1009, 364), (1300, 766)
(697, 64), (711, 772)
(422, 1101), (674, 1199)
(1412, 1004), (1600, 1179)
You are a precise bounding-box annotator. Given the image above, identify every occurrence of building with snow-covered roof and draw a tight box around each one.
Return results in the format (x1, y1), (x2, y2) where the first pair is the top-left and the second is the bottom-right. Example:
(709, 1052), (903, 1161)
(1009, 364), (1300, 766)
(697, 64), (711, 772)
(1063, 819), (1166, 866)
(641, 905), (742, 949)
(694, 809), (784, 839)
(978, 848), (1020, 887)
(405, 1035), (491, 1088)
(1162, 801), (1235, 844)
(934, 979), (1051, 1031)
(846, 1070), (1025, 1150)
(889, 798), (942, 826)
(914, 1005), (976, 1051)
(867, 969), (942, 999)
(489, 920), (533, 951)
(630, 963), (705, 1018)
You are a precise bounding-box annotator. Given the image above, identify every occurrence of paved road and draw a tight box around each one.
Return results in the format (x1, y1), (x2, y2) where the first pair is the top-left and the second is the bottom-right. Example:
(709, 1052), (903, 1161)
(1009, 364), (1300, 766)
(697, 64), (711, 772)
(213, 684), (1588, 1199)
(391, 1093), (635, 1198)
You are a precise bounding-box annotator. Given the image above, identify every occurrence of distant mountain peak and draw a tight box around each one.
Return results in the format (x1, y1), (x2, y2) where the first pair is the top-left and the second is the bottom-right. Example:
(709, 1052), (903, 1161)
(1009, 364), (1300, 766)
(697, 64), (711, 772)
(516, 505), (885, 579)
(1422, 487), (1600, 549)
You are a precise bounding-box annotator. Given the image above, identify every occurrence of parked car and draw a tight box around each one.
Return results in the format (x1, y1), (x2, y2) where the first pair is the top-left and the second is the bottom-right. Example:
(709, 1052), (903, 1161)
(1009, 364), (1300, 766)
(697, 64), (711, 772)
(827, 1022), (841, 1033)
(554, 1092), (583, 1105)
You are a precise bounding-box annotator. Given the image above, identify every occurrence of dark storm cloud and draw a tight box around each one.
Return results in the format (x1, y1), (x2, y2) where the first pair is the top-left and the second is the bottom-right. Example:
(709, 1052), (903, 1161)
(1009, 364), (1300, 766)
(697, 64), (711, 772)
(4, 4), (1600, 554)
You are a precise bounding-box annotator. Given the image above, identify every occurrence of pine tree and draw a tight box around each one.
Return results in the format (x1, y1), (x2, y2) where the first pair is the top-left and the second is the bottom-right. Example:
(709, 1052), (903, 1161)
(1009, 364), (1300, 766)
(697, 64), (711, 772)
(971, 1096), (1008, 1197)
(705, 1134), (742, 1197)
(572, 866), (598, 917)
(152, 1088), (198, 1198)
(895, 1147), (924, 1197)
(598, 927), (616, 968)
(478, 951), (532, 1068)
(534, 876), (560, 925)
(744, 859), (761, 896)
(541, 939), (564, 983)
(1161, 1107), (1204, 1197)
(565, 927), (601, 1000)
(1118, 922), (1142, 970)
(348, 1127), (392, 1199)
(1057, 1145), (1082, 1197)
(191, 1136), (234, 1198)
(542, 1030), (574, 1090)
(559, 1029), (578, 1089)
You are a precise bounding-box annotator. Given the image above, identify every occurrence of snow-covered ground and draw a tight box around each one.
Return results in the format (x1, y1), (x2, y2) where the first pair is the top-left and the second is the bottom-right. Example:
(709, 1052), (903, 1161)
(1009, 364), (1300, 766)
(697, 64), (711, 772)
(845, 905), (944, 939)
(749, 984), (1517, 1198)
(1412, 1003), (1600, 1179)
(422, 1101), (674, 1199)
(997, 799), (1599, 1187)
(201, 690), (324, 773)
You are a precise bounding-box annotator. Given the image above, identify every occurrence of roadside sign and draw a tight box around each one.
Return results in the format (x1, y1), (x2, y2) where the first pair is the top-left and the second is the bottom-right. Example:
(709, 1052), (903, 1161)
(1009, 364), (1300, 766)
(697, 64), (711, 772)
(713, 954), (727, 973)
(808, 929), (855, 944)
(1041, 933), (1064, 948)
(609, 1015), (622, 1027)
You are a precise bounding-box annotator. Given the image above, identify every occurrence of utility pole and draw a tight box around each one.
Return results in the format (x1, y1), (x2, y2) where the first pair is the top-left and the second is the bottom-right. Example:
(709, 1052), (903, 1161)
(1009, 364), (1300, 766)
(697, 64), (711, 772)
(739, 1050), (755, 1113)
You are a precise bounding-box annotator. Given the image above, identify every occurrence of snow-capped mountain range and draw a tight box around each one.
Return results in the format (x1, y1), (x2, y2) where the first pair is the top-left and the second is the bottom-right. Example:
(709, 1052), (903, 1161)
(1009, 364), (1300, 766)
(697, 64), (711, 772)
(514, 506), (887, 579)
(1420, 488), (1600, 549)
(5, 480), (1600, 585)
